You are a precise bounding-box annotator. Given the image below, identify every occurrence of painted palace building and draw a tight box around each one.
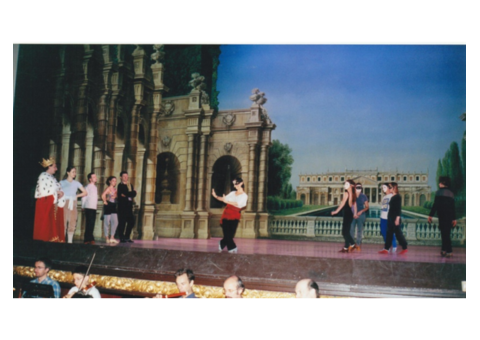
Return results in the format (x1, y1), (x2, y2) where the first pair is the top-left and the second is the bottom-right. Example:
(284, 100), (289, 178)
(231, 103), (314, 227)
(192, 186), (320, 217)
(297, 169), (431, 207)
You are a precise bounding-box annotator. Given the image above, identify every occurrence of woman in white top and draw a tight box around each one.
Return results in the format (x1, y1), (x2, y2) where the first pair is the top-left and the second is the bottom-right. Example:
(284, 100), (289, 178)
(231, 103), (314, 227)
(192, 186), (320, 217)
(212, 177), (248, 253)
(60, 166), (87, 243)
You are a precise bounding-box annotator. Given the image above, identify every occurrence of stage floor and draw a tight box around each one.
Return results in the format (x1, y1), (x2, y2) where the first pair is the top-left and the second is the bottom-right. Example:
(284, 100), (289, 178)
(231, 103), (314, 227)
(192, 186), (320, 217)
(86, 237), (466, 265)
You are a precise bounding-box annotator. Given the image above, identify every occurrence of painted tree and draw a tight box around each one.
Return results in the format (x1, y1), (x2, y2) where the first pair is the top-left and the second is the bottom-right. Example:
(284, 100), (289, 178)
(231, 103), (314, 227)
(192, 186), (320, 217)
(462, 130), (466, 191)
(268, 140), (294, 198)
(441, 149), (451, 181)
(282, 182), (296, 199)
(436, 159), (443, 188)
(448, 142), (463, 194)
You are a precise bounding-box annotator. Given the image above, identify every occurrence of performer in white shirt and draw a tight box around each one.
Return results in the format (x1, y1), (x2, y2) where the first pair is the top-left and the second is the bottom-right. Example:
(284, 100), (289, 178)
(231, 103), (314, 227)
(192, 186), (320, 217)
(34, 157), (66, 242)
(81, 173), (98, 244)
(60, 166), (87, 243)
(212, 177), (248, 253)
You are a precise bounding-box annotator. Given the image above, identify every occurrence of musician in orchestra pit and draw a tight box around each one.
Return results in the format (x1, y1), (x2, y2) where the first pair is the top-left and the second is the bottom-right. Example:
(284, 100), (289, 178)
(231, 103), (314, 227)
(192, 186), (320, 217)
(295, 278), (320, 298)
(154, 268), (198, 298)
(63, 265), (101, 298)
(23, 258), (61, 298)
(223, 275), (245, 298)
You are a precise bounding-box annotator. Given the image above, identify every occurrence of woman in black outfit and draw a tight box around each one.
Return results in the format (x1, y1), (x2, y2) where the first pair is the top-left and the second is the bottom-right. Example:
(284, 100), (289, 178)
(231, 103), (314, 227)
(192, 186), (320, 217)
(331, 179), (357, 253)
(379, 182), (408, 254)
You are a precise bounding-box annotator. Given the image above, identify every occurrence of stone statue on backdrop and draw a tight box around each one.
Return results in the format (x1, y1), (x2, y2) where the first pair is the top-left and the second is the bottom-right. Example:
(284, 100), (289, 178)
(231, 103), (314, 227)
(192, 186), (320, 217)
(188, 72), (209, 104)
(249, 88), (267, 106)
(151, 44), (165, 64)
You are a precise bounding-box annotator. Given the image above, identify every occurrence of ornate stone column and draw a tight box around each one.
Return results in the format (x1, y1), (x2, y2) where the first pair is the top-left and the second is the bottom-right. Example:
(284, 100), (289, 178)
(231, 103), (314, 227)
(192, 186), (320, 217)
(105, 45), (129, 177)
(258, 144), (269, 212)
(246, 143), (257, 212)
(184, 133), (195, 212)
(71, 45), (94, 184)
(140, 45), (167, 240)
(180, 73), (208, 238)
(127, 45), (149, 193)
(196, 104), (213, 239)
(92, 45), (113, 194)
(254, 90), (276, 238)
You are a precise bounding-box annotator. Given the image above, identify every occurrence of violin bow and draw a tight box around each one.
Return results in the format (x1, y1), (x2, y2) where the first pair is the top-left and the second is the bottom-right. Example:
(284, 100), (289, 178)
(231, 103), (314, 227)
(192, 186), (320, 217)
(78, 251), (96, 295)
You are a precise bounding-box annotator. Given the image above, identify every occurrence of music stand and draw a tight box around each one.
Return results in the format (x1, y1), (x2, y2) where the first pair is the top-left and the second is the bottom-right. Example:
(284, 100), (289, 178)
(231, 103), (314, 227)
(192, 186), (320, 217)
(22, 282), (55, 298)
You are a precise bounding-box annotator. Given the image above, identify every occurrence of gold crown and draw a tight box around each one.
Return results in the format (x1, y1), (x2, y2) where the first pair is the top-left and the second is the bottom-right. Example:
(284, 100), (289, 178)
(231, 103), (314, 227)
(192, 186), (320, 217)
(39, 157), (55, 168)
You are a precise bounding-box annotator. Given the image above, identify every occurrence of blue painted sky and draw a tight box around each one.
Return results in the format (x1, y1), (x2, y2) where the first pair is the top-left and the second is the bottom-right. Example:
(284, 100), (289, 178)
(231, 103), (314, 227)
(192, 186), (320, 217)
(217, 45), (466, 190)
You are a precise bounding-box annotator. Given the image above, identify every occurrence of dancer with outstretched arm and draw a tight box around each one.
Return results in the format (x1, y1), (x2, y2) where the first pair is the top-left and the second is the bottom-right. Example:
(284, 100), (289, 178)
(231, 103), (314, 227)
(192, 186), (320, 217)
(212, 177), (248, 254)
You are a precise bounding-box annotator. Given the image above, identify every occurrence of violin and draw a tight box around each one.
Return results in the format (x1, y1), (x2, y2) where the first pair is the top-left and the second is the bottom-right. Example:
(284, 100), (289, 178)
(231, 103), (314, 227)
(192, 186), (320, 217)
(81, 281), (97, 292)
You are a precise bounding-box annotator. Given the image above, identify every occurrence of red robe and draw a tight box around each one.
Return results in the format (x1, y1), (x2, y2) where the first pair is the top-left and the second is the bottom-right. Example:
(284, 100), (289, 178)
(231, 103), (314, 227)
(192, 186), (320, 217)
(33, 195), (65, 242)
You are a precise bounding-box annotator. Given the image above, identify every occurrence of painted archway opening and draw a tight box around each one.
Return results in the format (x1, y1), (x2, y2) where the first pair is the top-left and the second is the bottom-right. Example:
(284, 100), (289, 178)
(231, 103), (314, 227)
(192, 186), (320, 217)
(210, 155), (242, 209)
(300, 194), (306, 205)
(155, 152), (180, 204)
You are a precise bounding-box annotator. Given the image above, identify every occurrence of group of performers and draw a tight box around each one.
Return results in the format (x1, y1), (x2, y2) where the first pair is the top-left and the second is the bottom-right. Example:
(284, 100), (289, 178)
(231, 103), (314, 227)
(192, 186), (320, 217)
(332, 179), (408, 254)
(33, 157), (457, 258)
(331, 178), (457, 257)
(33, 158), (137, 245)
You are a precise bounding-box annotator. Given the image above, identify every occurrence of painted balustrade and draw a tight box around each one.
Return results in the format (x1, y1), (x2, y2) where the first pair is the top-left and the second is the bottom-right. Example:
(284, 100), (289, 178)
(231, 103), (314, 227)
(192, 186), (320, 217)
(268, 215), (466, 246)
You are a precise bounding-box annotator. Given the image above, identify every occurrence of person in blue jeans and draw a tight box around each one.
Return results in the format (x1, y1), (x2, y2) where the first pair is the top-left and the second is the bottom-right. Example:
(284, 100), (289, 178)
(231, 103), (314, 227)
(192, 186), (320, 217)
(350, 183), (369, 251)
(380, 183), (397, 252)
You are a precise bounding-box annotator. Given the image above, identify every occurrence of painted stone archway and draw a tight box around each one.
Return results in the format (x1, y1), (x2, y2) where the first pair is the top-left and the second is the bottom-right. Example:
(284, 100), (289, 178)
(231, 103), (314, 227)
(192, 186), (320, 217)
(210, 155), (242, 209)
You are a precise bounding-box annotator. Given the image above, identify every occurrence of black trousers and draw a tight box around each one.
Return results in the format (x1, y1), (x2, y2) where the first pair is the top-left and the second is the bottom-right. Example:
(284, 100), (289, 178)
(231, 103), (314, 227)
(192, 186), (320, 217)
(220, 219), (239, 251)
(439, 221), (453, 253)
(117, 213), (135, 240)
(342, 216), (355, 248)
(385, 221), (408, 250)
(84, 209), (97, 242)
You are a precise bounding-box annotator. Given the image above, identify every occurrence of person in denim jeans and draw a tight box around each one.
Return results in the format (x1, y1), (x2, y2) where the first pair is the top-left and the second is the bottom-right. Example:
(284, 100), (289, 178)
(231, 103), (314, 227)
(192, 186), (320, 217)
(350, 183), (369, 250)
(379, 183), (397, 252)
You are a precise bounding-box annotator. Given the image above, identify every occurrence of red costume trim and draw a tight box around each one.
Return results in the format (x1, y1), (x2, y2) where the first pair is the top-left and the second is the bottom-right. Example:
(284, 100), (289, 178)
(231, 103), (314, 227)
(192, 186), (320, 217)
(220, 204), (242, 223)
